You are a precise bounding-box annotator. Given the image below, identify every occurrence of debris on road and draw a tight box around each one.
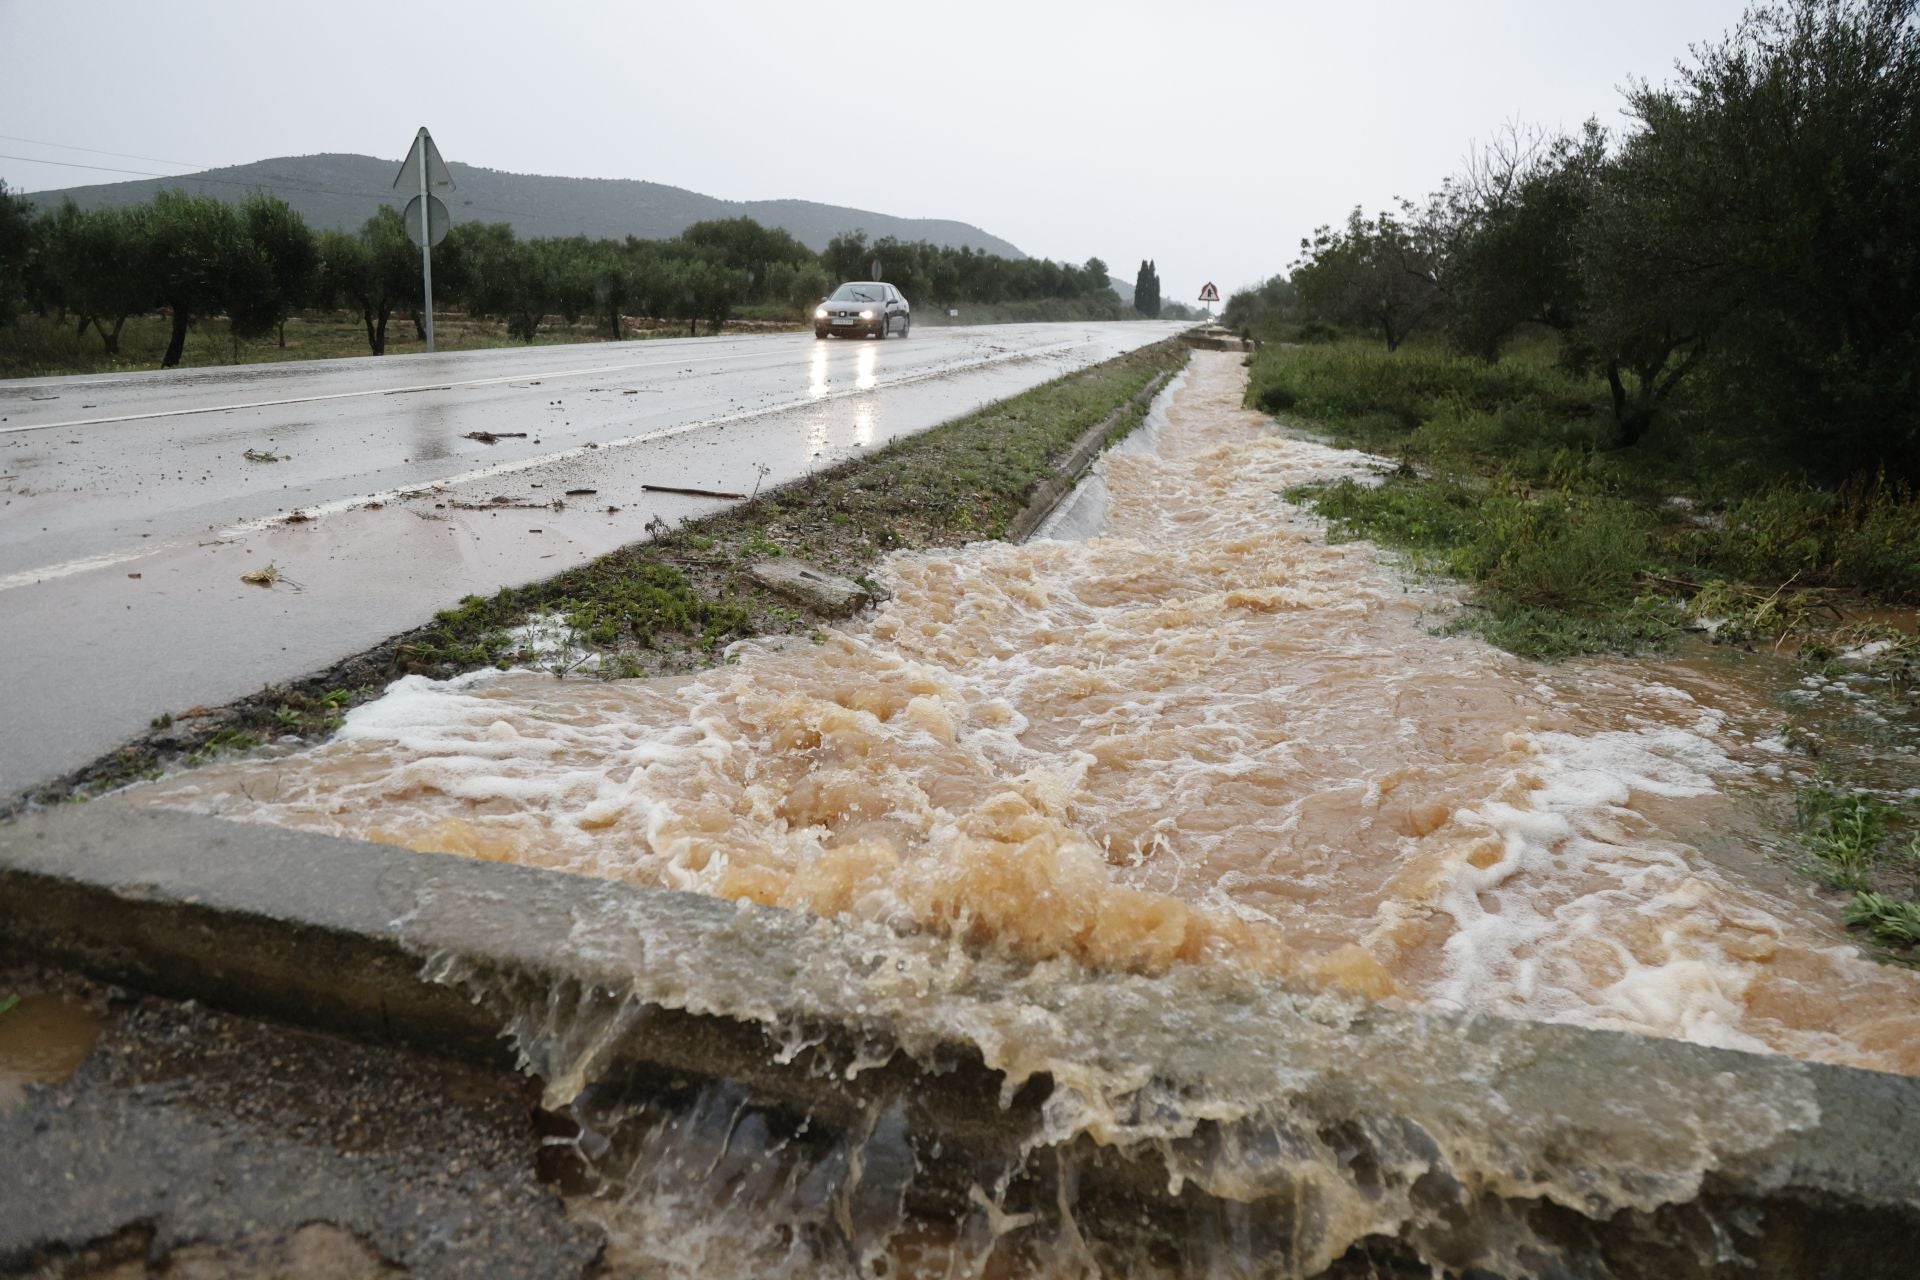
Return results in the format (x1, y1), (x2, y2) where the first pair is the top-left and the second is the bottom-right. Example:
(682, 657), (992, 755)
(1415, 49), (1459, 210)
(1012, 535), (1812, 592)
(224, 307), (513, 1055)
(641, 484), (747, 500)
(282, 511), (313, 524)
(240, 564), (279, 588)
(242, 449), (283, 463)
(126, 573), (141, 580)
(445, 494), (567, 512)
(564, 488), (597, 496)
(462, 431), (529, 445)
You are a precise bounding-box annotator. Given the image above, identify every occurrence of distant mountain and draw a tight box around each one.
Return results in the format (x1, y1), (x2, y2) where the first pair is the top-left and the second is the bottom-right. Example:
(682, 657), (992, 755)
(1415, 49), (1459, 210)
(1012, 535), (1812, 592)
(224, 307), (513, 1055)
(23, 153), (1029, 258)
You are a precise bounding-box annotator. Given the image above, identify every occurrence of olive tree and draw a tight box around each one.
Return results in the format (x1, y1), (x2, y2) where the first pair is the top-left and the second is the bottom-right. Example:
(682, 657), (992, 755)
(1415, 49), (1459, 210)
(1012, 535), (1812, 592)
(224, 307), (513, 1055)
(1292, 204), (1445, 351)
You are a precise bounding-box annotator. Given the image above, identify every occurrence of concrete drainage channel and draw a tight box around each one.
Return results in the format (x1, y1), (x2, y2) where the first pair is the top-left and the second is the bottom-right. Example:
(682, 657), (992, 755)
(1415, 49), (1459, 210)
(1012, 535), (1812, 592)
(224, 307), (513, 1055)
(5, 364), (1920, 1276)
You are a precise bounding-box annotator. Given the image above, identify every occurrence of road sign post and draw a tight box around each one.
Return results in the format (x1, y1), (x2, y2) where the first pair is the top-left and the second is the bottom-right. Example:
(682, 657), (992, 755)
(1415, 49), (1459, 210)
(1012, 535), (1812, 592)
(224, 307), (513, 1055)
(393, 128), (455, 353)
(1198, 280), (1220, 320)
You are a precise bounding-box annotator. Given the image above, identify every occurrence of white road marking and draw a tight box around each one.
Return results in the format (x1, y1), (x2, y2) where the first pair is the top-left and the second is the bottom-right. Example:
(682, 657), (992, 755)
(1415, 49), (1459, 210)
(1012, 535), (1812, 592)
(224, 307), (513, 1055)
(0, 341), (810, 436)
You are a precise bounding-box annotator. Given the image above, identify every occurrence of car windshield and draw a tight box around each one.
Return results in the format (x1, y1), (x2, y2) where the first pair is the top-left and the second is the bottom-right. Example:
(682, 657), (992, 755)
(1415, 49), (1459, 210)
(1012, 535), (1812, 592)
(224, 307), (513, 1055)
(830, 284), (884, 302)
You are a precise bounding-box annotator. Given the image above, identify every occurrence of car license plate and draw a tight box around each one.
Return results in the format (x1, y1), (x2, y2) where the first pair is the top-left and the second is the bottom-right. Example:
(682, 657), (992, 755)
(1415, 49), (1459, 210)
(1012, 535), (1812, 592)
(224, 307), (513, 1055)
(831, 318), (855, 325)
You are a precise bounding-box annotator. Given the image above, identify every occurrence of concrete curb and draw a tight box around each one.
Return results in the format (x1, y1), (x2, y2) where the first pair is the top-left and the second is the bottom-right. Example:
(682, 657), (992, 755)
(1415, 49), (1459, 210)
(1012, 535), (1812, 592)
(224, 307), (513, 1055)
(4, 803), (1919, 1274)
(1003, 366), (1177, 543)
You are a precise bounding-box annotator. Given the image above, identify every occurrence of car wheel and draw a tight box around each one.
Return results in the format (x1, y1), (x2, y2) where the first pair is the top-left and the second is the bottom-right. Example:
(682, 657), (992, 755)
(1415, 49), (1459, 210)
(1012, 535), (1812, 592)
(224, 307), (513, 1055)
(899, 316), (910, 339)
(815, 329), (828, 340)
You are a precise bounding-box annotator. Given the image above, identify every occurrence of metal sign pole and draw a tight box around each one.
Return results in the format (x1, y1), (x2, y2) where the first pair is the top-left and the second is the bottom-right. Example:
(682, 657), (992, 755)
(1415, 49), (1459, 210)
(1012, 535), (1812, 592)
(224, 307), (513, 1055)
(417, 130), (435, 353)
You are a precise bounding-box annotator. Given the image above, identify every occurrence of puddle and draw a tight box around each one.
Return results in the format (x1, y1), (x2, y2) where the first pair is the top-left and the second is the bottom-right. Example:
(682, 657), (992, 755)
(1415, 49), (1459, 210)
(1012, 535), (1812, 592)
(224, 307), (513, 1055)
(0, 993), (103, 1107)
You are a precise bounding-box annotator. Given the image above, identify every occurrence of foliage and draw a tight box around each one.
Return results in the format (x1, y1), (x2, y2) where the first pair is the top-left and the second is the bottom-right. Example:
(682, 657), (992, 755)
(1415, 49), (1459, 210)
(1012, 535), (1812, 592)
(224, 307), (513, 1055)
(317, 208), (417, 355)
(1846, 891), (1920, 947)
(12, 186), (1139, 369)
(1619, 0), (1920, 474)
(823, 230), (1116, 308)
(1796, 780), (1907, 888)
(228, 193), (319, 341)
(1271, 1), (1920, 475)
(0, 179), (33, 327)
(39, 202), (147, 354)
(1133, 259), (1161, 318)
(1257, 336), (1920, 607)
(1300, 471), (1674, 659)
(1222, 275), (1302, 342)
(1445, 123), (1608, 361)
(1291, 204), (1445, 351)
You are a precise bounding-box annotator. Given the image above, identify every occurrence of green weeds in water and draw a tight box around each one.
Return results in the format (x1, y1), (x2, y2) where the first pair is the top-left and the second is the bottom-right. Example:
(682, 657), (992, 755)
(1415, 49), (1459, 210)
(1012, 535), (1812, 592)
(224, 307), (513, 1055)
(186, 728), (261, 765)
(1844, 893), (1920, 950)
(0, 994), (19, 1018)
(1794, 781), (1920, 961)
(1796, 781), (1905, 890)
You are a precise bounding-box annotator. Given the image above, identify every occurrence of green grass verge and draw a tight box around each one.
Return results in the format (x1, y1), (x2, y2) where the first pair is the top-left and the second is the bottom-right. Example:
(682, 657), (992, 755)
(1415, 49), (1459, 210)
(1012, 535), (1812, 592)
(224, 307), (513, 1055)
(18, 339), (1188, 808)
(1260, 338), (1920, 661)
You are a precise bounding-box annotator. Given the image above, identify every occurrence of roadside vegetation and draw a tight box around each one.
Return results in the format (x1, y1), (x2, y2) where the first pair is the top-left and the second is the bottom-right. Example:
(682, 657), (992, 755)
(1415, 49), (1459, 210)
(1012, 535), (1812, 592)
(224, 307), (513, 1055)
(15, 339), (1188, 810)
(0, 187), (1143, 377)
(1227, 0), (1920, 959)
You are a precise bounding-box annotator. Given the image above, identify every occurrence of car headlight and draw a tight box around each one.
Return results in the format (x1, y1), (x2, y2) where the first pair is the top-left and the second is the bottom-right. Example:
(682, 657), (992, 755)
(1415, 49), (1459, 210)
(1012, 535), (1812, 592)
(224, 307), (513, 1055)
(860, 309), (874, 319)
(814, 307), (827, 320)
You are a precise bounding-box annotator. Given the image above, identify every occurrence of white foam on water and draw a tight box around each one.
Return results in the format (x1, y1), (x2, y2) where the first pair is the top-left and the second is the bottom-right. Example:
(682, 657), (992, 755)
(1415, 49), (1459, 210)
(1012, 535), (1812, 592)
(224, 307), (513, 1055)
(125, 351), (1920, 1077)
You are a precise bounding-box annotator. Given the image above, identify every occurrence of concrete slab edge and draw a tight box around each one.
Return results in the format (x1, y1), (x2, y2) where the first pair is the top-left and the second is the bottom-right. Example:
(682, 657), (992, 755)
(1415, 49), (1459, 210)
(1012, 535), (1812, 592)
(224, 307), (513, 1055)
(4, 803), (1919, 1275)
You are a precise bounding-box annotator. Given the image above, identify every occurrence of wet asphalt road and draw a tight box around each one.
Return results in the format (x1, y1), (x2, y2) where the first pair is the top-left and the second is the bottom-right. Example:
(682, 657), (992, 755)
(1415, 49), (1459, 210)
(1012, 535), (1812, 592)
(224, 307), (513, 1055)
(0, 322), (1187, 795)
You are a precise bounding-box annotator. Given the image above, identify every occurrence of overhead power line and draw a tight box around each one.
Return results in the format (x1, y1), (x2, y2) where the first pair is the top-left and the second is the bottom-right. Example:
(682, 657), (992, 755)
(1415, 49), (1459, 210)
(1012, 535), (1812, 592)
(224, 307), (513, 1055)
(0, 151), (396, 200)
(0, 132), (211, 172)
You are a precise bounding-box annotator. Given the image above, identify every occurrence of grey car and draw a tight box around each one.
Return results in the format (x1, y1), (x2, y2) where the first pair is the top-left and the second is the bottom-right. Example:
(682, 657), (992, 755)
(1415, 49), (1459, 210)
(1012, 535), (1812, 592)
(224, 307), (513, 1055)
(814, 281), (910, 339)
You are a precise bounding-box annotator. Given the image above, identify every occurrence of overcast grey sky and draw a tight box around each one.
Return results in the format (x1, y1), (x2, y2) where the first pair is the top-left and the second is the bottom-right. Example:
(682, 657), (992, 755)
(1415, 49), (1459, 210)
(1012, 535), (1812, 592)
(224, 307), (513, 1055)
(1, 0), (1750, 304)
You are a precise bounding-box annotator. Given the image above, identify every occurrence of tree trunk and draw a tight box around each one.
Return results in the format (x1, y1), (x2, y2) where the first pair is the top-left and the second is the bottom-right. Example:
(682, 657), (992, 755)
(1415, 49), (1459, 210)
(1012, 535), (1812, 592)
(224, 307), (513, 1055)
(1613, 365), (1657, 448)
(608, 304), (621, 342)
(76, 314), (93, 339)
(278, 320), (286, 349)
(409, 307), (426, 343)
(373, 305), (390, 357)
(1605, 361), (1629, 424)
(688, 317), (698, 337)
(362, 306), (378, 355)
(98, 316), (124, 356)
(161, 307), (189, 369)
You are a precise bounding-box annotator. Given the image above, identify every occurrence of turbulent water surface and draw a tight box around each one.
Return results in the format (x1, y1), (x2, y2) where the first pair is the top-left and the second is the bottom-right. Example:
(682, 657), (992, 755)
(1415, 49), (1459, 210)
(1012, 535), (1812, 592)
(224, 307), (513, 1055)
(131, 350), (1920, 1079)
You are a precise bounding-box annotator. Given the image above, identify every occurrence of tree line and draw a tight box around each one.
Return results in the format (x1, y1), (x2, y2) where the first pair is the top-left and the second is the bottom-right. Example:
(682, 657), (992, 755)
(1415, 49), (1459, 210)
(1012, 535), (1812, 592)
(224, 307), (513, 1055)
(1226, 0), (1920, 479)
(0, 187), (1132, 366)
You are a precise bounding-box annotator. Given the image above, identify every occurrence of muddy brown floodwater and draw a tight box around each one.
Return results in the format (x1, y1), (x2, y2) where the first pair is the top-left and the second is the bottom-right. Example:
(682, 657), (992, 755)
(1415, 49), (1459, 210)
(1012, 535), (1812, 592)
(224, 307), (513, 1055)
(129, 351), (1920, 1081)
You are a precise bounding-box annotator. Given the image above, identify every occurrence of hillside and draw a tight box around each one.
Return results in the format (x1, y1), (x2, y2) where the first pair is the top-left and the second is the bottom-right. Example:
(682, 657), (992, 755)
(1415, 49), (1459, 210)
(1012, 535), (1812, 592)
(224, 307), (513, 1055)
(23, 153), (1028, 258)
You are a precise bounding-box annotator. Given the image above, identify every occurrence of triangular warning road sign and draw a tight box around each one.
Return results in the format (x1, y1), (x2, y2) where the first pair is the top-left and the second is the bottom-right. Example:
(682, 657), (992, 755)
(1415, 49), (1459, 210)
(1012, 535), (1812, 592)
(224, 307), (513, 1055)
(1198, 281), (1220, 303)
(394, 127), (455, 191)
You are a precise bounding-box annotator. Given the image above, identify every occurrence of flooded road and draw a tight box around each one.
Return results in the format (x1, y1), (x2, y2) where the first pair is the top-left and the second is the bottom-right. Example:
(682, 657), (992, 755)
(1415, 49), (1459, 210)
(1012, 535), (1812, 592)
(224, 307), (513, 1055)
(130, 351), (1920, 1077)
(0, 322), (1183, 794)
